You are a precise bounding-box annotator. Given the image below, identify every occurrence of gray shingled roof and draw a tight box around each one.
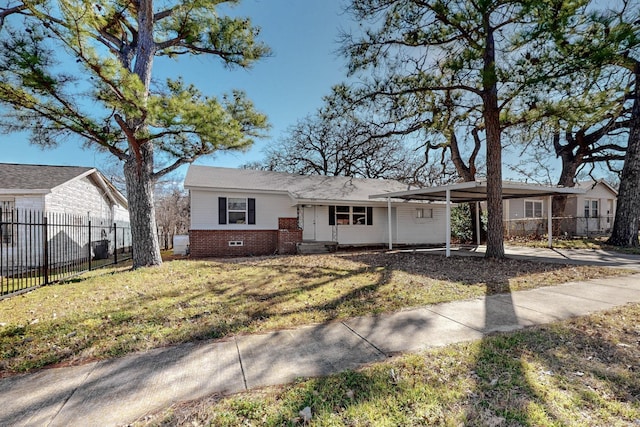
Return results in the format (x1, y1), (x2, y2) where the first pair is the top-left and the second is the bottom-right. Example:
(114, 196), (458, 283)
(0, 163), (94, 190)
(185, 165), (412, 203)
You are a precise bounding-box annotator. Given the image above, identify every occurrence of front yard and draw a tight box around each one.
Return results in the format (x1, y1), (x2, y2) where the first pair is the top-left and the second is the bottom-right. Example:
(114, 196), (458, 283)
(0, 250), (629, 376)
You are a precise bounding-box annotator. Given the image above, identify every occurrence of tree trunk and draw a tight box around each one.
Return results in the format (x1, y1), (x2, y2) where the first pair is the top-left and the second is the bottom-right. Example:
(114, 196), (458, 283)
(608, 63), (640, 247)
(482, 21), (504, 259)
(120, 0), (162, 268)
(124, 144), (162, 268)
(552, 156), (578, 218)
(469, 202), (486, 244)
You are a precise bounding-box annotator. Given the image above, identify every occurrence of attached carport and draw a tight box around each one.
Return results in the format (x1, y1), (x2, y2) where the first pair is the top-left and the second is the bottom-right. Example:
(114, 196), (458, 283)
(370, 180), (585, 257)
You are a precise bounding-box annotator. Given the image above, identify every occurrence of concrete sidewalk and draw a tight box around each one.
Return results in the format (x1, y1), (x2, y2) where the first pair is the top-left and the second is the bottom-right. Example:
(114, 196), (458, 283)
(2, 273), (640, 426)
(406, 244), (640, 271)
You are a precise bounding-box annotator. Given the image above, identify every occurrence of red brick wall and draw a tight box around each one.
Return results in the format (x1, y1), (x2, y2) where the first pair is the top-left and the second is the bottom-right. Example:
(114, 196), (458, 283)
(278, 229), (303, 254)
(189, 230), (278, 257)
(190, 218), (302, 257)
(278, 217), (299, 230)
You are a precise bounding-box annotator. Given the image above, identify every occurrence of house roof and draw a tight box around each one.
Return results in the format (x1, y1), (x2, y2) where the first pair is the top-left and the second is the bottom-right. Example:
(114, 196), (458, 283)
(184, 165), (413, 204)
(575, 179), (618, 196)
(370, 180), (585, 203)
(0, 163), (94, 191)
(0, 163), (127, 207)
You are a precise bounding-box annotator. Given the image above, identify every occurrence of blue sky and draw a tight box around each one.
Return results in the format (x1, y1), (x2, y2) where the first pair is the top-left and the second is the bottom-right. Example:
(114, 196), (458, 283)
(1, 0), (352, 178)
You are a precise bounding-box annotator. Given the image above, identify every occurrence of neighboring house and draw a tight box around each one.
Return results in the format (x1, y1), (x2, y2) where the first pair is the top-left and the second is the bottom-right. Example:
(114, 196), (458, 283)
(0, 163), (129, 265)
(184, 165), (447, 257)
(503, 180), (617, 237)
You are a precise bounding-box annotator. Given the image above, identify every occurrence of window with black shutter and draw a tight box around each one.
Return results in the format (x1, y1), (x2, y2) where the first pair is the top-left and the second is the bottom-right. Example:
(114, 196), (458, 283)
(218, 197), (227, 224)
(219, 197), (255, 225)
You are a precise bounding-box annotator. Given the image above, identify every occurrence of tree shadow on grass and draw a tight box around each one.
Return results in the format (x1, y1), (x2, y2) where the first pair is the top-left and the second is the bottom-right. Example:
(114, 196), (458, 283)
(198, 303), (640, 426)
(0, 250), (614, 380)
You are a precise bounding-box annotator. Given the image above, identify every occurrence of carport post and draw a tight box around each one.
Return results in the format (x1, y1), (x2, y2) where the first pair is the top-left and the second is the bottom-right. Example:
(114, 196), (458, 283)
(476, 201), (481, 245)
(387, 197), (392, 250)
(547, 195), (553, 248)
(446, 189), (451, 257)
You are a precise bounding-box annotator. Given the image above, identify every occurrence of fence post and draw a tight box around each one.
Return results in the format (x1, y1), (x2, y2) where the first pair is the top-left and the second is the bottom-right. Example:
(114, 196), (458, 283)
(43, 215), (49, 285)
(88, 218), (92, 271)
(113, 222), (118, 265)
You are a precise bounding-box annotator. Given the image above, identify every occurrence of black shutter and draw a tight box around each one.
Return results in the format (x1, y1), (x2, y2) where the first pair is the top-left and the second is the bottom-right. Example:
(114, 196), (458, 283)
(218, 197), (227, 224)
(329, 206), (335, 225)
(366, 207), (373, 225)
(248, 198), (256, 224)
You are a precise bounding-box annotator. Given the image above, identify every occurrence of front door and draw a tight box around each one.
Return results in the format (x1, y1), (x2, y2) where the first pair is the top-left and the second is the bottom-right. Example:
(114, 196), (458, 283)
(302, 205), (316, 241)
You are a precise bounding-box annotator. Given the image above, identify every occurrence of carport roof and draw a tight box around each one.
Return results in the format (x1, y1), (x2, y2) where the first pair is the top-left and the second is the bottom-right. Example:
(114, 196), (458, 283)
(370, 180), (585, 203)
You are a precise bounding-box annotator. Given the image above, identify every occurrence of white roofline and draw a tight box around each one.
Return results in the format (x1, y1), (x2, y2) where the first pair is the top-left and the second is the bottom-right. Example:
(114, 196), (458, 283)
(0, 189), (51, 195)
(370, 180), (586, 201)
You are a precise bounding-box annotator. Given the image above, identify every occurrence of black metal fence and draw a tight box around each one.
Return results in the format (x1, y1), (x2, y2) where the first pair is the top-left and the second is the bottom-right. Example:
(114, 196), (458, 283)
(1, 209), (132, 298)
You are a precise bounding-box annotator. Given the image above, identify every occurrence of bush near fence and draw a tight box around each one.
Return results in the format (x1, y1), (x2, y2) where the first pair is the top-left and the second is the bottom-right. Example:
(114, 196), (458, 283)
(0, 209), (132, 298)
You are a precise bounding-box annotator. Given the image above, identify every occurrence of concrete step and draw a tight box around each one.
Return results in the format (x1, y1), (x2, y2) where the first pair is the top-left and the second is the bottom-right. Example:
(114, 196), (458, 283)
(296, 241), (338, 254)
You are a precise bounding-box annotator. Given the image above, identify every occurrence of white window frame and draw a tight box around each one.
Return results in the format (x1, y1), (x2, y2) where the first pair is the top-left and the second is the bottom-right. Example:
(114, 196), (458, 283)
(584, 199), (599, 218)
(332, 206), (371, 226)
(524, 200), (543, 218)
(416, 208), (433, 219)
(227, 198), (247, 224)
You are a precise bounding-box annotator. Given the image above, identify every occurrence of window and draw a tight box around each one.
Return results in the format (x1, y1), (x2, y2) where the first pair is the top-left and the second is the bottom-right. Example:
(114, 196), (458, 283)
(228, 198), (247, 224)
(336, 205), (350, 225)
(1, 200), (15, 245)
(584, 199), (599, 218)
(416, 208), (433, 219)
(329, 206), (373, 226)
(524, 200), (543, 218)
(218, 197), (256, 225)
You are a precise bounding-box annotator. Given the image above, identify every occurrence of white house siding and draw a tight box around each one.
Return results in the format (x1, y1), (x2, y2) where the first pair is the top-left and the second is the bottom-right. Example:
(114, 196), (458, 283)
(190, 189), (297, 230)
(46, 176), (114, 218)
(575, 184), (616, 235)
(1, 196), (44, 269)
(308, 205), (388, 245)
(309, 204), (445, 246)
(13, 195), (45, 212)
(503, 198), (551, 236)
(394, 204), (447, 244)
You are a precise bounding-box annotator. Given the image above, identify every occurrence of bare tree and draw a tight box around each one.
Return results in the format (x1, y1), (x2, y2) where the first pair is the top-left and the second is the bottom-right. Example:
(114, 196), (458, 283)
(155, 184), (189, 250)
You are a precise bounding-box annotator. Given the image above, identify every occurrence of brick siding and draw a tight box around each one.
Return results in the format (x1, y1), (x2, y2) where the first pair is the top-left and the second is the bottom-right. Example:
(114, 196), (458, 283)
(277, 228), (303, 255)
(278, 217), (299, 230)
(190, 218), (302, 257)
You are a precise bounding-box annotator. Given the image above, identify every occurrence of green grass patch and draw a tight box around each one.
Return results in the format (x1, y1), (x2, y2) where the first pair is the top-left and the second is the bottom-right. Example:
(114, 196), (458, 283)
(138, 303), (640, 426)
(0, 251), (631, 375)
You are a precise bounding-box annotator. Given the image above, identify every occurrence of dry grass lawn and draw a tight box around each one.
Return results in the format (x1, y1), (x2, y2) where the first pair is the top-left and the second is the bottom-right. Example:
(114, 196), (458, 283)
(0, 250), (631, 376)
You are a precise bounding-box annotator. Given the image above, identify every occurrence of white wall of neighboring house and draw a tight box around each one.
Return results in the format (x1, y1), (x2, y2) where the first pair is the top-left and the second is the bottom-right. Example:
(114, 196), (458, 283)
(502, 182), (617, 237)
(503, 197), (552, 236)
(46, 175), (115, 218)
(1, 176), (130, 268)
(574, 183), (616, 235)
(13, 195), (46, 211)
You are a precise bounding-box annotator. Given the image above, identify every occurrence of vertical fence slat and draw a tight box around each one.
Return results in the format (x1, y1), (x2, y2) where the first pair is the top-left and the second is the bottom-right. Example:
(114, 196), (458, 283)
(43, 215), (49, 285)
